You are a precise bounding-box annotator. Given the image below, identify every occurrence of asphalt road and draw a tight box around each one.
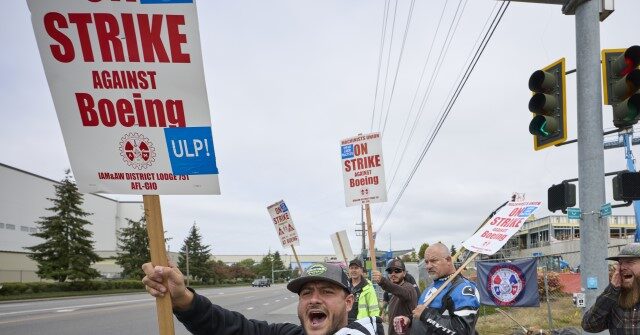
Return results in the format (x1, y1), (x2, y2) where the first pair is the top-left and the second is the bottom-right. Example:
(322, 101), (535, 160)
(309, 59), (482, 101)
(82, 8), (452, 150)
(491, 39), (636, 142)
(0, 284), (300, 335)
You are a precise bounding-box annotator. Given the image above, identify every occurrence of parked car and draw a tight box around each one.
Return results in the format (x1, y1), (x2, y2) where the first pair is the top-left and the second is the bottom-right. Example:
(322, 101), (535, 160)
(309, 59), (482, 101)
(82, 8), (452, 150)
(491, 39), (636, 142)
(252, 278), (271, 287)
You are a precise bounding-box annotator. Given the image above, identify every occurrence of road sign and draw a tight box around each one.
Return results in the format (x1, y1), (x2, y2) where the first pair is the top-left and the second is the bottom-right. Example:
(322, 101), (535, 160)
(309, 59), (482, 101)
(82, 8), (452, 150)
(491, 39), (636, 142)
(567, 207), (581, 220)
(27, 0), (220, 195)
(600, 203), (612, 217)
(340, 133), (387, 207)
(267, 200), (300, 248)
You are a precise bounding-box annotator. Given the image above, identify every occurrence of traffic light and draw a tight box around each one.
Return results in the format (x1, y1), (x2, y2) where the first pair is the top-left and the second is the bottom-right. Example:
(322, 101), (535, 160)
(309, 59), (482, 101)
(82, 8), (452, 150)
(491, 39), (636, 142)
(612, 171), (640, 201)
(528, 58), (567, 150)
(548, 181), (576, 213)
(602, 46), (640, 128)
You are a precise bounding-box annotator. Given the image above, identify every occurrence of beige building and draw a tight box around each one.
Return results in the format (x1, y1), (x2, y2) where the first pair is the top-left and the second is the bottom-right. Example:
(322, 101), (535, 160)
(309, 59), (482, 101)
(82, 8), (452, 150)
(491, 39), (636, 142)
(0, 163), (143, 282)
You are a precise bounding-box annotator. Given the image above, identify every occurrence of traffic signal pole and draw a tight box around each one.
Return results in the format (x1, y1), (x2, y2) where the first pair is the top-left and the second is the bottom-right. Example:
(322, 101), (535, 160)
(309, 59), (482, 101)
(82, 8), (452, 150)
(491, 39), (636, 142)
(574, 0), (608, 317)
(621, 132), (640, 242)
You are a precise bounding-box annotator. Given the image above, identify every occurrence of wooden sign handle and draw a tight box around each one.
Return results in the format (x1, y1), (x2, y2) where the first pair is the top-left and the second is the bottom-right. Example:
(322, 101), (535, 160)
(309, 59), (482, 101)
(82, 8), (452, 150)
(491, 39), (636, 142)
(365, 204), (377, 272)
(143, 195), (175, 335)
(291, 245), (303, 275)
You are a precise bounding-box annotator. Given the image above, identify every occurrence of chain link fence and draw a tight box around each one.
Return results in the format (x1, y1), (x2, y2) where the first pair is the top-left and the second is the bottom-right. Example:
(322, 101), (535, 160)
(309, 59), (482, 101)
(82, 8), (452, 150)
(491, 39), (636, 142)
(473, 255), (581, 335)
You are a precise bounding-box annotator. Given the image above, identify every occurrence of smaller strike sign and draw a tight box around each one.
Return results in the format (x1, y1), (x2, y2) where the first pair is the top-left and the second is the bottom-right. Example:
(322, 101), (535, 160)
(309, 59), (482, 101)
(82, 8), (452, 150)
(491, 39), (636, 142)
(267, 200), (300, 248)
(340, 133), (387, 207)
(462, 201), (542, 255)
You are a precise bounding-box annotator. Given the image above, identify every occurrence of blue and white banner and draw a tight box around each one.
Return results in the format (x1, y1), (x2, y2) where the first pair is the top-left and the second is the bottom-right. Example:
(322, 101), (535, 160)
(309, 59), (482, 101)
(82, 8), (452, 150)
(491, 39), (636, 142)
(476, 258), (539, 307)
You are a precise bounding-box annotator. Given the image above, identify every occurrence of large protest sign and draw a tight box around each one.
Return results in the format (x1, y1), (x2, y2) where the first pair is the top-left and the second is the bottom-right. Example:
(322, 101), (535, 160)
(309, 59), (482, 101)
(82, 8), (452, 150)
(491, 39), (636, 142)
(267, 200), (300, 248)
(340, 133), (387, 207)
(462, 201), (542, 254)
(477, 258), (540, 307)
(28, 0), (219, 195)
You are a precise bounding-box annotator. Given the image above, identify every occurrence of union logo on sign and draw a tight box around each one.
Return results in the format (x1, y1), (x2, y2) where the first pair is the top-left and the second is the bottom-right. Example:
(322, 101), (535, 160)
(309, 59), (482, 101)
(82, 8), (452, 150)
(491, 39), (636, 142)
(486, 264), (526, 306)
(119, 133), (156, 170)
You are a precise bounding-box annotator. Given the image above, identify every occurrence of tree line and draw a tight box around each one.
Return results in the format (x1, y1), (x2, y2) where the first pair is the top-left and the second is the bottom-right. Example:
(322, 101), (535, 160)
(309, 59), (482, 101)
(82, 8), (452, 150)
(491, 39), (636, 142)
(27, 171), (291, 283)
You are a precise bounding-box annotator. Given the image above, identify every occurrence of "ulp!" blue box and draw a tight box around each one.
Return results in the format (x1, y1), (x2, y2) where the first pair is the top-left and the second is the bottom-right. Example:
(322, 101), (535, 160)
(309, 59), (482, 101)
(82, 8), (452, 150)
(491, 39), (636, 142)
(164, 126), (219, 175)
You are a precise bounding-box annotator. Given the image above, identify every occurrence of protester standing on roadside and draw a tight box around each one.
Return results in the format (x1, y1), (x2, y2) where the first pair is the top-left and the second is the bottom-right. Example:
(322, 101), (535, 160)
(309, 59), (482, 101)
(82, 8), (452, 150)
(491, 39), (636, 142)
(372, 258), (417, 335)
(348, 258), (380, 323)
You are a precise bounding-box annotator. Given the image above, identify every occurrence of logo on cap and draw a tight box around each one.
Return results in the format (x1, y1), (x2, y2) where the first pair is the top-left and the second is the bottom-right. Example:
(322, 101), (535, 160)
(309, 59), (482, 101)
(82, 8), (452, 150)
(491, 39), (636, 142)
(306, 264), (327, 276)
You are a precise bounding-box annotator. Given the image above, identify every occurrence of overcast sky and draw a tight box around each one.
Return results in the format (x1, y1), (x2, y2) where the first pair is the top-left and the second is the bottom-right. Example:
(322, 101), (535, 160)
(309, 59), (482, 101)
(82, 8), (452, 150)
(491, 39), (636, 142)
(2, 0), (639, 257)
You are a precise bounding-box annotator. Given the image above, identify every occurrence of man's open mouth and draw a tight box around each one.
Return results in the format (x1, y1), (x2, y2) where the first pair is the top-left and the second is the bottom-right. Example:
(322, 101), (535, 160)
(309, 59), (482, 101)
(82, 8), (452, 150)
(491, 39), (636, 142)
(308, 311), (327, 327)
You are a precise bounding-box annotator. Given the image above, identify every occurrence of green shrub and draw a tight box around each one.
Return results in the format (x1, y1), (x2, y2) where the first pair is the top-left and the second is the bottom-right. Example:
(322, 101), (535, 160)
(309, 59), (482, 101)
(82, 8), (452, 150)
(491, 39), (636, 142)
(0, 279), (144, 296)
(0, 282), (29, 295)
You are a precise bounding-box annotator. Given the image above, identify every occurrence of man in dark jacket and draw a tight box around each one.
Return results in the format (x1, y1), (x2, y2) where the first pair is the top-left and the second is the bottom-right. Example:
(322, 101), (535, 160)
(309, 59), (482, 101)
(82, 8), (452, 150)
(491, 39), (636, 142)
(372, 258), (418, 335)
(583, 242), (640, 333)
(142, 261), (383, 335)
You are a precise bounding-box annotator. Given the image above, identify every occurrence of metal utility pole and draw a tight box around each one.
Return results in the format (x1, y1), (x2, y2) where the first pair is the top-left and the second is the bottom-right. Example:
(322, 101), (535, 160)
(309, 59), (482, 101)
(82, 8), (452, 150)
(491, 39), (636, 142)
(509, 0), (612, 319)
(573, 0), (608, 313)
(621, 132), (640, 241)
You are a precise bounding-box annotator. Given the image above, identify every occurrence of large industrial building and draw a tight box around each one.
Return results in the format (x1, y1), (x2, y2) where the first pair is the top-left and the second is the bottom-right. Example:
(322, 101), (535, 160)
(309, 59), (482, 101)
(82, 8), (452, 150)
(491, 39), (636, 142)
(0, 163), (144, 282)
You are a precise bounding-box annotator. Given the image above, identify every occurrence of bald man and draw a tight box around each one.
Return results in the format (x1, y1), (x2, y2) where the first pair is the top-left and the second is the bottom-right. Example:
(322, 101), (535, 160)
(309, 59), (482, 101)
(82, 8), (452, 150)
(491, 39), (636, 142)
(406, 243), (480, 334)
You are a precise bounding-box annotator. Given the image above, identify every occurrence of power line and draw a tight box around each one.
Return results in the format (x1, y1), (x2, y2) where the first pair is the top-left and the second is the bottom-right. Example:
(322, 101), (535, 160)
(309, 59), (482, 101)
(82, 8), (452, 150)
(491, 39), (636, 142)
(370, 0), (391, 131)
(376, 2), (510, 234)
(386, 0), (467, 194)
(377, 0), (400, 132)
(380, 0), (417, 136)
(377, 0), (451, 219)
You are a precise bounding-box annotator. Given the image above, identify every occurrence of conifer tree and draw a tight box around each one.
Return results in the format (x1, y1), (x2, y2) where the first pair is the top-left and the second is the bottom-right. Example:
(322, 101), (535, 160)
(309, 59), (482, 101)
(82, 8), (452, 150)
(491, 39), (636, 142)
(418, 243), (430, 260)
(27, 170), (101, 282)
(272, 251), (288, 281)
(178, 222), (212, 283)
(115, 216), (150, 279)
(257, 252), (273, 278)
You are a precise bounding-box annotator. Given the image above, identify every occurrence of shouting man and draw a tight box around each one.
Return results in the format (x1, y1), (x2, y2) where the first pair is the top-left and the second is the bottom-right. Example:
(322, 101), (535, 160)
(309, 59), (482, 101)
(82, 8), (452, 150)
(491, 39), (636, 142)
(583, 242), (640, 333)
(142, 261), (383, 335)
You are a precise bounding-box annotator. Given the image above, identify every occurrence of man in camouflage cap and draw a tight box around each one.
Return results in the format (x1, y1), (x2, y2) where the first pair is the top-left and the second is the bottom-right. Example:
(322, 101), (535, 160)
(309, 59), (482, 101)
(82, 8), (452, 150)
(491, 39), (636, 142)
(583, 242), (640, 333)
(142, 261), (383, 335)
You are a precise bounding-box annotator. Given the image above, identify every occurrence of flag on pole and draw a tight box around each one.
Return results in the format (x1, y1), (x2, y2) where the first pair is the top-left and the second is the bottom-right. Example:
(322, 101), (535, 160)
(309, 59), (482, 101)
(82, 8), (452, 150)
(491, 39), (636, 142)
(476, 258), (539, 307)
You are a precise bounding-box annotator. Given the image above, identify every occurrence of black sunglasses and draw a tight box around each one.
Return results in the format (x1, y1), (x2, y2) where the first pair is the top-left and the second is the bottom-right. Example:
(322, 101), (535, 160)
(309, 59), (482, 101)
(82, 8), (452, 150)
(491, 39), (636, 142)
(386, 268), (403, 274)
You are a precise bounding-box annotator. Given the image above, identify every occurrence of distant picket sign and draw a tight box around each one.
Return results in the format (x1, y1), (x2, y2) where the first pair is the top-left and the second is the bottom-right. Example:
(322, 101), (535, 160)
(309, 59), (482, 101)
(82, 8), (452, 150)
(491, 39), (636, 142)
(330, 230), (354, 264)
(340, 133), (387, 207)
(27, 0), (220, 195)
(462, 201), (542, 255)
(267, 200), (300, 248)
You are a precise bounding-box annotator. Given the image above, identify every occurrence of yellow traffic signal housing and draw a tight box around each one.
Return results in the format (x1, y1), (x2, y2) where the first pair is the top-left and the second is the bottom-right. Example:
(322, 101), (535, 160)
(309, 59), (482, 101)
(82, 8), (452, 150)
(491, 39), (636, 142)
(528, 58), (567, 151)
(602, 46), (640, 128)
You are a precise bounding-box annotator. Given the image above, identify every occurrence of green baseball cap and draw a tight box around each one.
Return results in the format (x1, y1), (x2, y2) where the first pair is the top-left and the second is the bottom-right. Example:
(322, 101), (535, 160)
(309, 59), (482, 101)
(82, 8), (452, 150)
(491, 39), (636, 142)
(287, 262), (350, 294)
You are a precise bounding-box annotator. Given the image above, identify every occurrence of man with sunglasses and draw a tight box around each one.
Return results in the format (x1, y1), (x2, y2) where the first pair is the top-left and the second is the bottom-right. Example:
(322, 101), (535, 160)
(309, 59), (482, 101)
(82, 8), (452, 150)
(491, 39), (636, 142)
(372, 258), (417, 335)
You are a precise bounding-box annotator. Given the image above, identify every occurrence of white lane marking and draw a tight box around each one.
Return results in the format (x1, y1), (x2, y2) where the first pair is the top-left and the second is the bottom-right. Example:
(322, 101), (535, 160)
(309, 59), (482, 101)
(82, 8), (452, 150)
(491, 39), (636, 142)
(263, 303), (270, 306)
(218, 293), (225, 295)
(247, 307), (254, 310)
(275, 300), (280, 302)
(0, 298), (152, 317)
(284, 297), (288, 300)
(55, 309), (76, 313)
